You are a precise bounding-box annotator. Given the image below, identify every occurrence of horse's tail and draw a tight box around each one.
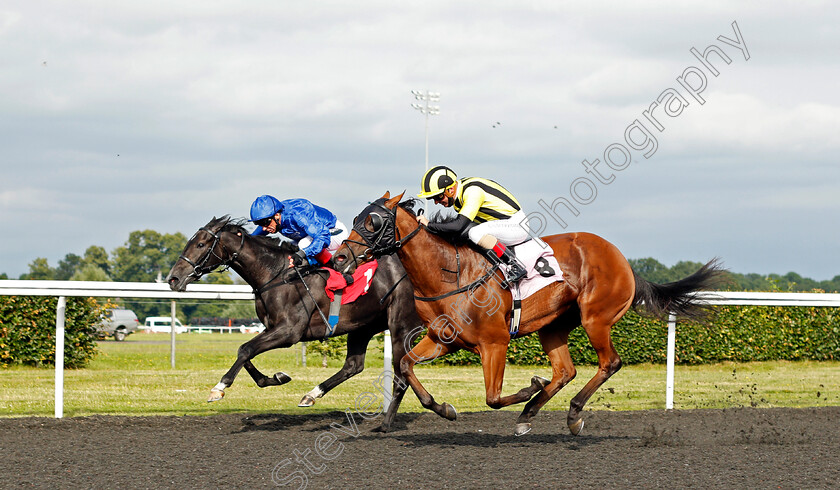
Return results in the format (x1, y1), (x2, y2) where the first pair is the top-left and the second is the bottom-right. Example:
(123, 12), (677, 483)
(631, 259), (727, 320)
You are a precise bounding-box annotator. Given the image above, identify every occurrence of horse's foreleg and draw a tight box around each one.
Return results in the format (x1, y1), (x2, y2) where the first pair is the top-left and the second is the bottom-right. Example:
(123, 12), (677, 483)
(515, 327), (576, 436)
(209, 330), (292, 402)
(243, 360), (292, 387)
(400, 335), (458, 421)
(299, 329), (374, 407)
(478, 342), (548, 417)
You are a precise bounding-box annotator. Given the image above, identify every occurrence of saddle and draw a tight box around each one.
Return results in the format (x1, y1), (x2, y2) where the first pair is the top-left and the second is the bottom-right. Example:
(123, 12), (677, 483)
(324, 260), (378, 304)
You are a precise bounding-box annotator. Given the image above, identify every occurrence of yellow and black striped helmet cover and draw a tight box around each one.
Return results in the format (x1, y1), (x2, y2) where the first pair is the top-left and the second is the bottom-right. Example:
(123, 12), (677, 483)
(418, 165), (457, 198)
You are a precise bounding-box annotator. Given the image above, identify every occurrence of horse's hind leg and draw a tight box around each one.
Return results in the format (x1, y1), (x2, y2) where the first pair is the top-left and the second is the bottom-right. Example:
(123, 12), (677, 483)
(375, 325), (412, 432)
(566, 315), (625, 435)
(514, 326), (577, 436)
(299, 329), (376, 407)
(400, 335), (458, 421)
(375, 375), (408, 432)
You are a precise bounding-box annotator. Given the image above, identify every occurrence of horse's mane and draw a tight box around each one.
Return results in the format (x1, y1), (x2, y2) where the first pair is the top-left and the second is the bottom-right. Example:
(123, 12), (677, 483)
(398, 198), (458, 224)
(398, 199), (467, 244)
(397, 199), (420, 216)
(213, 216), (300, 254)
(253, 234), (301, 255)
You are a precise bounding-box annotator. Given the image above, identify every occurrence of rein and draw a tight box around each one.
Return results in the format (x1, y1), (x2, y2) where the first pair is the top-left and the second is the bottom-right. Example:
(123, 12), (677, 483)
(413, 263), (502, 302)
(252, 262), (336, 338)
(252, 263), (324, 296)
(379, 273), (409, 305)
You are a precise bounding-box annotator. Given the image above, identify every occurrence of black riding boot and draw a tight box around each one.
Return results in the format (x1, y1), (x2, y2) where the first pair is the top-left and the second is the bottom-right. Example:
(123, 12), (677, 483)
(485, 247), (526, 284)
(499, 248), (527, 283)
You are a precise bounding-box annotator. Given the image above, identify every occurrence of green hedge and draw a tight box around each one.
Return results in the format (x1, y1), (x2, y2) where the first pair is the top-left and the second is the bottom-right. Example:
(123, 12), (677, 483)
(0, 296), (101, 368)
(438, 305), (840, 366)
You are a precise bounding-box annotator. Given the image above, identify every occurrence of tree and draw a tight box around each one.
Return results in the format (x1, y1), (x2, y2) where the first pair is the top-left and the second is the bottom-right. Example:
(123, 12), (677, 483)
(111, 230), (187, 282)
(0, 273), (7, 280)
(110, 230), (187, 321)
(201, 270), (234, 285)
(219, 301), (257, 319)
(820, 276), (840, 293)
(627, 257), (671, 283)
(670, 260), (708, 283)
(728, 272), (774, 291)
(70, 265), (112, 282)
(178, 271), (240, 321)
(83, 246), (111, 277)
(25, 258), (55, 280)
(55, 253), (82, 280)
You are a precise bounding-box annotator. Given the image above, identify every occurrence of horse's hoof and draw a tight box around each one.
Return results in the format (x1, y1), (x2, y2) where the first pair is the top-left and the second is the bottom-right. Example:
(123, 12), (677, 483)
(298, 395), (315, 408)
(370, 424), (390, 433)
(274, 372), (292, 384)
(532, 376), (550, 389)
(441, 403), (458, 421)
(515, 422), (532, 436)
(208, 390), (225, 403)
(568, 418), (585, 436)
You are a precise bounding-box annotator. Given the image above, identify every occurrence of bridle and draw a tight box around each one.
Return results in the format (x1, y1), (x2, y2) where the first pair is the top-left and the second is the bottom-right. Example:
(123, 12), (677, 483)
(178, 225), (245, 280)
(340, 198), (422, 271)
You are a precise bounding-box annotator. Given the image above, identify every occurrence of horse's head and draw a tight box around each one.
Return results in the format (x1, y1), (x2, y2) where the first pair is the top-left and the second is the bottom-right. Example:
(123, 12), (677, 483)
(334, 191), (423, 274)
(167, 216), (246, 291)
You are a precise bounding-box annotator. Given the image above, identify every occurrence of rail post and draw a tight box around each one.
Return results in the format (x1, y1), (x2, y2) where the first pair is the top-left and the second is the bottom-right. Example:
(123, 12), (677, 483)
(383, 331), (393, 412)
(170, 301), (177, 368)
(55, 296), (66, 418)
(665, 312), (677, 410)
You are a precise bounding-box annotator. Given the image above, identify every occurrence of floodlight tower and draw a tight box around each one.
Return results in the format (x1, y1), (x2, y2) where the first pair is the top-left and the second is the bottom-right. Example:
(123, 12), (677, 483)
(411, 90), (440, 171)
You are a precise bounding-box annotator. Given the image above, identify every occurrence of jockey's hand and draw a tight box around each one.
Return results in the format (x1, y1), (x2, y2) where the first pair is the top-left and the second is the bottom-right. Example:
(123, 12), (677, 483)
(292, 249), (308, 266)
(417, 215), (429, 227)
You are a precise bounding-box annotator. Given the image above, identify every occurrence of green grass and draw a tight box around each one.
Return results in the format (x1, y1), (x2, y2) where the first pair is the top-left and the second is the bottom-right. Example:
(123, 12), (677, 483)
(1, 333), (838, 417)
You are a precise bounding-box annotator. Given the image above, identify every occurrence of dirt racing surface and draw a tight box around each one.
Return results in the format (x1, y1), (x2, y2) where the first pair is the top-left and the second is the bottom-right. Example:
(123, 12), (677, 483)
(4, 407), (838, 489)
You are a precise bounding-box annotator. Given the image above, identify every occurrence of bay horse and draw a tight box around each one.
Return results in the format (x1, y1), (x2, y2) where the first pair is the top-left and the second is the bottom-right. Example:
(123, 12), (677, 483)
(333, 192), (724, 436)
(167, 216), (422, 431)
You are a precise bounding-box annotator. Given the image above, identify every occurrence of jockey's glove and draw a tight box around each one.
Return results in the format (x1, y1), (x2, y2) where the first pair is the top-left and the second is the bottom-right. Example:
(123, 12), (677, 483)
(292, 249), (308, 266)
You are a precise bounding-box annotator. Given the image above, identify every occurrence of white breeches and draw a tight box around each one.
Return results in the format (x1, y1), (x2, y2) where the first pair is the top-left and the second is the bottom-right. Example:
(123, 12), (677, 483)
(467, 211), (531, 246)
(298, 220), (350, 254)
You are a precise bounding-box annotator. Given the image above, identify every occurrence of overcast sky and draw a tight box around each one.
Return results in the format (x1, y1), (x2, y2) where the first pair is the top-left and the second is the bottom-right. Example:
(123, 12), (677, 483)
(1, 1), (838, 281)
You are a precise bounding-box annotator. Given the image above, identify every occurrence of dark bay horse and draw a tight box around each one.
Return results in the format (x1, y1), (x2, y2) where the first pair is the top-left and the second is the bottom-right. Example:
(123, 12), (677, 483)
(167, 216), (422, 431)
(334, 192), (724, 436)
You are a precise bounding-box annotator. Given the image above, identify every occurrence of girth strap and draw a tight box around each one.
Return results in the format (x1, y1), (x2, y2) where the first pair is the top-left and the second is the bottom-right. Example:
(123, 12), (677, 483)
(379, 273), (408, 305)
(327, 291), (342, 337)
(509, 285), (522, 337)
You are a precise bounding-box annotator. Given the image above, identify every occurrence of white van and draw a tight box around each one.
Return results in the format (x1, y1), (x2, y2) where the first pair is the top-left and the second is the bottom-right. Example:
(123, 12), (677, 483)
(142, 316), (187, 333)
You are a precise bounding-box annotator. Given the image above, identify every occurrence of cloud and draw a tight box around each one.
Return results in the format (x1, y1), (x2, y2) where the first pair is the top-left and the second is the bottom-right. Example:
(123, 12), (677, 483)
(1, 2), (838, 281)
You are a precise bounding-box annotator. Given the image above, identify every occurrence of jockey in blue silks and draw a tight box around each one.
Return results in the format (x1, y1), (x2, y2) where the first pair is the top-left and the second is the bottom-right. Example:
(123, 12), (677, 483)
(249, 195), (349, 266)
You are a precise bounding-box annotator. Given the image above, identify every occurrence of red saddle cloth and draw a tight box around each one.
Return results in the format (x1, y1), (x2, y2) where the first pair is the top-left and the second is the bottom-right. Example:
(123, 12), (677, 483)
(324, 260), (378, 304)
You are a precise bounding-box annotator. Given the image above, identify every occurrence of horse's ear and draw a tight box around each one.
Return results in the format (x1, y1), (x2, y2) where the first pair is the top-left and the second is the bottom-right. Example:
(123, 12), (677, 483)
(385, 191), (404, 209)
(381, 191), (391, 199)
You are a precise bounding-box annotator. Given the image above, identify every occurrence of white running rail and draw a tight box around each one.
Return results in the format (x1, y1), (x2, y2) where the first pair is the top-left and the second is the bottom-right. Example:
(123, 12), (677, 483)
(2, 281), (839, 416)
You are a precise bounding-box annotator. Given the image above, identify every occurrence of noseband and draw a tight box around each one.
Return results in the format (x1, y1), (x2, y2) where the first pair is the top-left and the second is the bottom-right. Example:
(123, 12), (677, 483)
(178, 226), (245, 280)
